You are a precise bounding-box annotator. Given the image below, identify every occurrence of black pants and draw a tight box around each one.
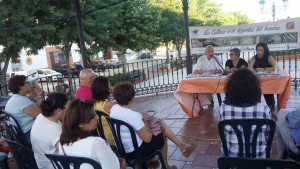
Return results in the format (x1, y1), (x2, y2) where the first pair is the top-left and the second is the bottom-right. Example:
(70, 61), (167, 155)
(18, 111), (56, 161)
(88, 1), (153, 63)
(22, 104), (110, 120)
(263, 94), (275, 111)
(126, 133), (164, 159)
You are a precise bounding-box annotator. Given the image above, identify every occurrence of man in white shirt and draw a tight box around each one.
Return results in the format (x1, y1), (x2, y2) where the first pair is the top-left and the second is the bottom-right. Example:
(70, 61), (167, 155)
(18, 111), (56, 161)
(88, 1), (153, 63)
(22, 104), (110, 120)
(192, 45), (223, 105)
(193, 45), (223, 74)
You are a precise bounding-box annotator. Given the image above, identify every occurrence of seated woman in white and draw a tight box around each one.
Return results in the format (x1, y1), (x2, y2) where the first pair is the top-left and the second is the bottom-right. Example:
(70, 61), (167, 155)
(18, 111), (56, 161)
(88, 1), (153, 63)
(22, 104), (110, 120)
(59, 99), (127, 169)
(31, 93), (68, 169)
(110, 82), (196, 169)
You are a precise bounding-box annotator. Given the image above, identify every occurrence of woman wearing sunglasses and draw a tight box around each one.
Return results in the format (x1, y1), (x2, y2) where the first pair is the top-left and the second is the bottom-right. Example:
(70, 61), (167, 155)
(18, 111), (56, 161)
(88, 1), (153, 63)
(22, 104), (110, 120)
(59, 99), (126, 169)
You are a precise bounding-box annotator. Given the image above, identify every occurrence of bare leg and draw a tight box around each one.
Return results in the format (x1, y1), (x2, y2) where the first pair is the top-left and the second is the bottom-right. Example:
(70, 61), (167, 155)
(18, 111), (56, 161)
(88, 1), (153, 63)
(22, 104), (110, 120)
(160, 120), (196, 158)
(160, 136), (170, 168)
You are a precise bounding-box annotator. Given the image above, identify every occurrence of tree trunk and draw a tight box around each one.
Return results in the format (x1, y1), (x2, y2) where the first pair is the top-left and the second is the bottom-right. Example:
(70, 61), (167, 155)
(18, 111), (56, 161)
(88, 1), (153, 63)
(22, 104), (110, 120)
(0, 52), (12, 96)
(119, 48), (127, 74)
(175, 43), (183, 59)
(62, 43), (74, 98)
(165, 40), (169, 63)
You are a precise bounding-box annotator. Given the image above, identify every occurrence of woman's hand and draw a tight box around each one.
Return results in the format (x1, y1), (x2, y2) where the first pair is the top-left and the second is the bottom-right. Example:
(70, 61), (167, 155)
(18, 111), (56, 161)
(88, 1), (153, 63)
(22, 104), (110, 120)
(141, 112), (148, 122)
(255, 68), (265, 72)
(35, 86), (43, 97)
(119, 158), (126, 169)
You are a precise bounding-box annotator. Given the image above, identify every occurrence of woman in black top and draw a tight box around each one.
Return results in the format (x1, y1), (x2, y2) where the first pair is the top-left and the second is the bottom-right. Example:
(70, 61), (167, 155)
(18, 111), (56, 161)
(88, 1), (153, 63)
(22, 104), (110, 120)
(248, 42), (277, 112)
(225, 48), (248, 73)
(248, 42), (276, 72)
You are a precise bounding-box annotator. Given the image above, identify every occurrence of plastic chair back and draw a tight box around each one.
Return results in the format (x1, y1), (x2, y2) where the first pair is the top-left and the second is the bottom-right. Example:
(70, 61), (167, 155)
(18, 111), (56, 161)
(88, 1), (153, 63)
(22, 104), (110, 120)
(1, 112), (31, 149)
(5, 139), (38, 169)
(105, 116), (166, 169)
(218, 156), (300, 169)
(46, 154), (102, 169)
(91, 110), (108, 140)
(218, 119), (276, 158)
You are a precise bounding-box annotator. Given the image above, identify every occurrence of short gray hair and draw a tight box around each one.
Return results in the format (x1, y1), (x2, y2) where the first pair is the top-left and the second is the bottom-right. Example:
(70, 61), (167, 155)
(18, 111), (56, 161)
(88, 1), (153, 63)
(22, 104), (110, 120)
(29, 79), (38, 90)
(230, 48), (240, 57)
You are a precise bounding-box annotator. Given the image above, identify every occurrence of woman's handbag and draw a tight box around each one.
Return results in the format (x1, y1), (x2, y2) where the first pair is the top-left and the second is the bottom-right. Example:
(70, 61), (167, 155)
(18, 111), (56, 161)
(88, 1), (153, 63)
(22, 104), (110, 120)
(146, 111), (162, 136)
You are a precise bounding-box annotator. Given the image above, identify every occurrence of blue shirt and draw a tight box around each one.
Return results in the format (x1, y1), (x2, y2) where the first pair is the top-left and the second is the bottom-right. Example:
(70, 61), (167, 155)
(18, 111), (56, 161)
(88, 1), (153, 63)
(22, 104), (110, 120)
(5, 94), (35, 133)
(286, 107), (300, 147)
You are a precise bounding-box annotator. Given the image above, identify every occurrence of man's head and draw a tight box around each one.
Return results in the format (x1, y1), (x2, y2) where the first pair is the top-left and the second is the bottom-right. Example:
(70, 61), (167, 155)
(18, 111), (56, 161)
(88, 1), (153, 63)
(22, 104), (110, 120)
(57, 79), (64, 86)
(79, 69), (97, 87)
(205, 45), (214, 58)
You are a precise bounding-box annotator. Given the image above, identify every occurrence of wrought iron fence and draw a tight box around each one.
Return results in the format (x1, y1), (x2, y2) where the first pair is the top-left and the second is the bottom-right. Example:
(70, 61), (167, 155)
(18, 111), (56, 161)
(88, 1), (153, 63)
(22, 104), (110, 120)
(1, 49), (299, 97)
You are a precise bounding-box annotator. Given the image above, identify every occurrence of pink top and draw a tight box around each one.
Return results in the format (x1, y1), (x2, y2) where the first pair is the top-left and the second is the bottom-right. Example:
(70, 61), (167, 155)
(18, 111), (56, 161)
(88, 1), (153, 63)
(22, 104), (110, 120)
(75, 85), (92, 100)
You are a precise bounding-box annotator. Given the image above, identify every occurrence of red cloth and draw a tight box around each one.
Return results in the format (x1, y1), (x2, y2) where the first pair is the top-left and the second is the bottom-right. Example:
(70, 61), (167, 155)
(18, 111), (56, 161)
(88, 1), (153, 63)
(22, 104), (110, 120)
(75, 85), (92, 100)
(0, 139), (10, 153)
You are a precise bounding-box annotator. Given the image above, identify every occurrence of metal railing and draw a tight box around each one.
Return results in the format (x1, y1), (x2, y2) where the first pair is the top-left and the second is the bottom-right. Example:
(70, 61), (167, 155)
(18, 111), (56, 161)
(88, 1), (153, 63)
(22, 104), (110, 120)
(1, 49), (299, 97)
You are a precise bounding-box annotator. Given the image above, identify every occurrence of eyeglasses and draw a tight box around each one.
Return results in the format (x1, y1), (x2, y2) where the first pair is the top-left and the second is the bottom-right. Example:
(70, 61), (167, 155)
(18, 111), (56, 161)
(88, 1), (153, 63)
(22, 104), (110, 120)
(89, 75), (97, 79)
(229, 54), (236, 56)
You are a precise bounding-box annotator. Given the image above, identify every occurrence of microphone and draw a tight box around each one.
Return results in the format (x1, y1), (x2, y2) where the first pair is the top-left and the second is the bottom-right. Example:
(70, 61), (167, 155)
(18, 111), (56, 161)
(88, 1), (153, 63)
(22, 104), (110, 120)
(212, 55), (228, 75)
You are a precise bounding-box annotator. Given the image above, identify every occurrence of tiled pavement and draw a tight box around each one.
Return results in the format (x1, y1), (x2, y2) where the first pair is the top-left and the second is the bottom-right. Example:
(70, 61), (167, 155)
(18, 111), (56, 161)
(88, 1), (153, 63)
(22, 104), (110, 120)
(131, 87), (300, 169)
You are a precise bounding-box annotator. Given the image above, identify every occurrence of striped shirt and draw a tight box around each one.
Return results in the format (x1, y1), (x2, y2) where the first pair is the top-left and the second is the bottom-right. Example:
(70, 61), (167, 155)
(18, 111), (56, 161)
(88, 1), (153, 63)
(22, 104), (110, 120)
(219, 100), (271, 158)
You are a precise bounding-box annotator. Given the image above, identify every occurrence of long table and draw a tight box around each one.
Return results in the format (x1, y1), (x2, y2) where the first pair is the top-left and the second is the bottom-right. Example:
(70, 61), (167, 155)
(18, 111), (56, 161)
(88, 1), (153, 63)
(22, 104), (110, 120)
(174, 70), (291, 118)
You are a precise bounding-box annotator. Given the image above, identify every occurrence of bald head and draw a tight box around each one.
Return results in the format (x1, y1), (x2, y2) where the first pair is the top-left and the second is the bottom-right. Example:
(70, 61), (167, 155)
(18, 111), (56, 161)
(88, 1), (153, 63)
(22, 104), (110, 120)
(79, 69), (96, 87)
(205, 45), (214, 59)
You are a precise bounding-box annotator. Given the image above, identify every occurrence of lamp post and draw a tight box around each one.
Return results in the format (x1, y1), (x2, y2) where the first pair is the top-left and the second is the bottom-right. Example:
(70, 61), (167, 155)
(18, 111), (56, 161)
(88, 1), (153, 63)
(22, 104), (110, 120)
(72, 0), (88, 68)
(182, 0), (192, 75)
(259, 0), (288, 21)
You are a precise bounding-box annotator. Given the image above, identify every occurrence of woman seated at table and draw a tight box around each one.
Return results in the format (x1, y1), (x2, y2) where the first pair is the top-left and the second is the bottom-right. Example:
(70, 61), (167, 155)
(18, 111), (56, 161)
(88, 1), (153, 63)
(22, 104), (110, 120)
(248, 42), (276, 112)
(110, 82), (196, 169)
(225, 48), (248, 73)
(59, 99), (125, 169)
(91, 76), (115, 146)
(5, 75), (41, 144)
(219, 69), (271, 158)
(31, 93), (68, 169)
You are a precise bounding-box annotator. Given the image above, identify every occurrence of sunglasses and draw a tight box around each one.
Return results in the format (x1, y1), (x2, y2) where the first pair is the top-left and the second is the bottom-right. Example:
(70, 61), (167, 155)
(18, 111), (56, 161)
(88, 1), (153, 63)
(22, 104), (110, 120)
(79, 99), (86, 105)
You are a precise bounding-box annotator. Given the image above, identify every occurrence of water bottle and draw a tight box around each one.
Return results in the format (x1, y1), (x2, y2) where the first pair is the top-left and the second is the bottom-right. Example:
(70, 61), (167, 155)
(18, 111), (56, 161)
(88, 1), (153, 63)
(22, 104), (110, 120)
(275, 63), (280, 73)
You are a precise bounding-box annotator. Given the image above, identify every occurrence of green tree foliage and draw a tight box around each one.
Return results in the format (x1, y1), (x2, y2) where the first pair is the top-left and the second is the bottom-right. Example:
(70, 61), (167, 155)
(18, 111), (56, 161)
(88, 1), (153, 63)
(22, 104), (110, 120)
(0, 0), (55, 95)
(108, 0), (161, 72)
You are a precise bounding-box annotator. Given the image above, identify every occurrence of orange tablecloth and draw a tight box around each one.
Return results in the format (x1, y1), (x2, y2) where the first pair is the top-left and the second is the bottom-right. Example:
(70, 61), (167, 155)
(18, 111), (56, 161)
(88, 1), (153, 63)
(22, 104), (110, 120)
(174, 70), (291, 118)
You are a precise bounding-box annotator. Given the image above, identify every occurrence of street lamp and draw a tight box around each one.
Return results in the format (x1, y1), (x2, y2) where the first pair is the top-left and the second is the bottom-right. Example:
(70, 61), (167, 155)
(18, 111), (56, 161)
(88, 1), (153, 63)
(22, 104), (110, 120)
(72, 0), (88, 68)
(182, 0), (192, 75)
(259, 0), (288, 21)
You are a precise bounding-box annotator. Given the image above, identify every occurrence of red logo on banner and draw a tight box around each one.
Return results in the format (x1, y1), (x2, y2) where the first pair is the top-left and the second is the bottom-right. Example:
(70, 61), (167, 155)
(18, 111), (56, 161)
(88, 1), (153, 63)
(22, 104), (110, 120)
(286, 22), (294, 29)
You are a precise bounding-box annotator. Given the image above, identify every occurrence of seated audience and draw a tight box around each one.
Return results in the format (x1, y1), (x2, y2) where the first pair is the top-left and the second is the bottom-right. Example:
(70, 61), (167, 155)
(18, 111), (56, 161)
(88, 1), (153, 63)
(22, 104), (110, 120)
(91, 76), (115, 146)
(75, 69), (97, 100)
(31, 93), (68, 169)
(5, 75), (41, 143)
(225, 48), (248, 73)
(110, 82), (196, 169)
(59, 99), (125, 169)
(248, 42), (276, 112)
(28, 80), (44, 108)
(275, 107), (300, 159)
(219, 69), (271, 158)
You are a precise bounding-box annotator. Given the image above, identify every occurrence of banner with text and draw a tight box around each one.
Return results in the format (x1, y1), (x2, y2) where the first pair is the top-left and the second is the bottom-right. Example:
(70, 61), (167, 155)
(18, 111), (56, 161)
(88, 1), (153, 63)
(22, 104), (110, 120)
(189, 18), (300, 53)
